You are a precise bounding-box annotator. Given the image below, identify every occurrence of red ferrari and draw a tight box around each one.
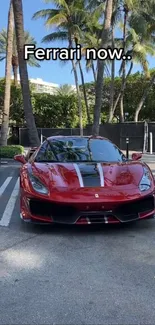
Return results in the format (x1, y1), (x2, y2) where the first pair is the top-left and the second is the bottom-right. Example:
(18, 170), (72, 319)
(14, 136), (155, 225)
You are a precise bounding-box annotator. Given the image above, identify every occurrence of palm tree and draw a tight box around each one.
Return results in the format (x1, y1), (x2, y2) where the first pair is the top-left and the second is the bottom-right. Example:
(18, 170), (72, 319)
(81, 32), (100, 83)
(112, 0), (135, 123)
(129, 5), (155, 121)
(134, 73), (155, 122)
(77, 8), (103, 124)
(108, 26), (115, 122)
(108, 0), (121, 122)
(79, 3), (112, 125)
(92, 0), (113, 136)
(0, 29), (40, 87)
(33, 0), (87, 136)
(78, 60), (91, 124)
(0, 0), (14, 146)
(12, 0), (40, 146)
(109, 0), (155, 122)
(118, 0), (149, 122)
(119, 3), (129, 122)
(81, 3), (104, 79)
(55, 84), (76, 96)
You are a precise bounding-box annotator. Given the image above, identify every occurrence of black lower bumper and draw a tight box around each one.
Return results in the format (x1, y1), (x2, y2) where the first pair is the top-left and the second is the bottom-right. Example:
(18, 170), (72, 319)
(27, 194), (155, 224)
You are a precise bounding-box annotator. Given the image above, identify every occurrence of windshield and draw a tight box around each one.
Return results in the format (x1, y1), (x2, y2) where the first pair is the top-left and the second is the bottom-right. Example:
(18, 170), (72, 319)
(34, 138), (126, 163)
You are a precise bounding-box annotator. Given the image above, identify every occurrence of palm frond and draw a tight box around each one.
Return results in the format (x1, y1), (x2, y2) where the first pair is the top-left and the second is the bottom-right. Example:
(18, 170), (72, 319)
(45, 13), (68, 28)
(32, 9), (60, 20)
(55, 83), (75, 96)
(86, 0), (106, 11)
(0, 28), (39, 68)
(27, 56), (41, 67)
(44, 0), (70, 14)
(42, 31), (68, 43)
(129, 13), (148, 36)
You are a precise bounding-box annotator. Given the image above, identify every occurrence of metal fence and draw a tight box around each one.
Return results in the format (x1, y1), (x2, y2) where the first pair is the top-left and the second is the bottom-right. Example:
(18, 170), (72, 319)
(120, 122), (145, 150)
(148, 123), (155, 152)
(19, 122), (146, 151)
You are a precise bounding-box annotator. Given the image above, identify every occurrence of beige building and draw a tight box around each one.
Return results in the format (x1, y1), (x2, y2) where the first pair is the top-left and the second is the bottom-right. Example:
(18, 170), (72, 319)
(11, 75), (75, 94)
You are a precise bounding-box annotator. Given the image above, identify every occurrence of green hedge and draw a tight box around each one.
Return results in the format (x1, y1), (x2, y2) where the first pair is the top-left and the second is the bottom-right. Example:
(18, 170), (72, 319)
(0, 145), (24, 158)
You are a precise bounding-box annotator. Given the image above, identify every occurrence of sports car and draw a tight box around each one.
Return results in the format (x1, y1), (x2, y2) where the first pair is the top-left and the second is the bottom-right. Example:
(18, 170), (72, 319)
(14, 136), (155, 225)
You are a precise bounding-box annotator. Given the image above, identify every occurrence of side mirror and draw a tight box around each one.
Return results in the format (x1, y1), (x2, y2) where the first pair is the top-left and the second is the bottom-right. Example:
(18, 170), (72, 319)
(14, 154), (26, 164)
(131, 152), (142, 161)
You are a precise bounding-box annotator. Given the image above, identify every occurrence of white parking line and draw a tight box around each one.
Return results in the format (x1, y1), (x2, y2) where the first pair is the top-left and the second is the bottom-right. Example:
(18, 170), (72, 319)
(0, 178), (19, 227)
(0, 177), (12, 196)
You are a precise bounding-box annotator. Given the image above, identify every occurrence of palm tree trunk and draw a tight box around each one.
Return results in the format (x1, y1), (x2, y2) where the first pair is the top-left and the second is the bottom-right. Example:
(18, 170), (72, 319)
(69, 36), (83, 136)
(134, 74), (155, 122)
(120, 96), (124, 122)
(92, 61), (97, 83)
(92, 0), (113, 136)
(0, 1), (14, 146)
(12, 0), (40, 146)
(12, 54), (19, 86)
(12, 64), (18, 87)
(112, 61), (133, 115)
(119, 7), (128, 123)
(78, 60), (91, 124)
(108, 24), (115, 122)
(72, 59), (83, 135)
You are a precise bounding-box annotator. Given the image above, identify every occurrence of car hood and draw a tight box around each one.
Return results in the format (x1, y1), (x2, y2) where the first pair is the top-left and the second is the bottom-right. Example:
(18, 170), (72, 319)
(29, 160), (152, 191)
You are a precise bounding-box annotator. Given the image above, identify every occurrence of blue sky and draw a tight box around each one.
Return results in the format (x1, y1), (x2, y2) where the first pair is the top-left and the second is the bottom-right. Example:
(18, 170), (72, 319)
(0, 0), (155, 85)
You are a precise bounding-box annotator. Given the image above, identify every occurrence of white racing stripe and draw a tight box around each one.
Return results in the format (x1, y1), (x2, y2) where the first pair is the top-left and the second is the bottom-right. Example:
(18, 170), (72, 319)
(74, 163), (105, 187)
(97, 163), (104, 187)
(0, 177), (12, 196)
(0, 178), (19, 227)
(73, 163), (84, 187)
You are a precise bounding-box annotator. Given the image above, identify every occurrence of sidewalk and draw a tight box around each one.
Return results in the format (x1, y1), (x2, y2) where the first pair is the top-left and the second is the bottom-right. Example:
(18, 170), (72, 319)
(122, 150), (155, 156)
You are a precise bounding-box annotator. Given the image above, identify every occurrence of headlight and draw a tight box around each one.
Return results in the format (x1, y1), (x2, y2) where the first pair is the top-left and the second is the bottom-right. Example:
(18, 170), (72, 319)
(29, 173), (49, 195)
(139, 167), (151, 192)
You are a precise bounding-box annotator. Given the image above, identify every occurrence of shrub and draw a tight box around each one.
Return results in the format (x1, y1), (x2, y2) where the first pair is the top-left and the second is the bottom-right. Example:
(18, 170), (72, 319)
(0, 145), (24, 158)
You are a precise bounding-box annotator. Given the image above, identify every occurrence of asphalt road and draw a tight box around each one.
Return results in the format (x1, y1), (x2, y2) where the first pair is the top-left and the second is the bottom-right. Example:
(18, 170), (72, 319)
(0, 159), (155, 324)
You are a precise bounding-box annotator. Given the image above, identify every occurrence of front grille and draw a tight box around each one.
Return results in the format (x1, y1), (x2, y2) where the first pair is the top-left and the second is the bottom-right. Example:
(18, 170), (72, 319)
(114, 195), (154, 215)
(113, 195), (154, 222)
(28, 195), (154, 224)
(77, 214), (117, 224)
(29, 199), (79, 223)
